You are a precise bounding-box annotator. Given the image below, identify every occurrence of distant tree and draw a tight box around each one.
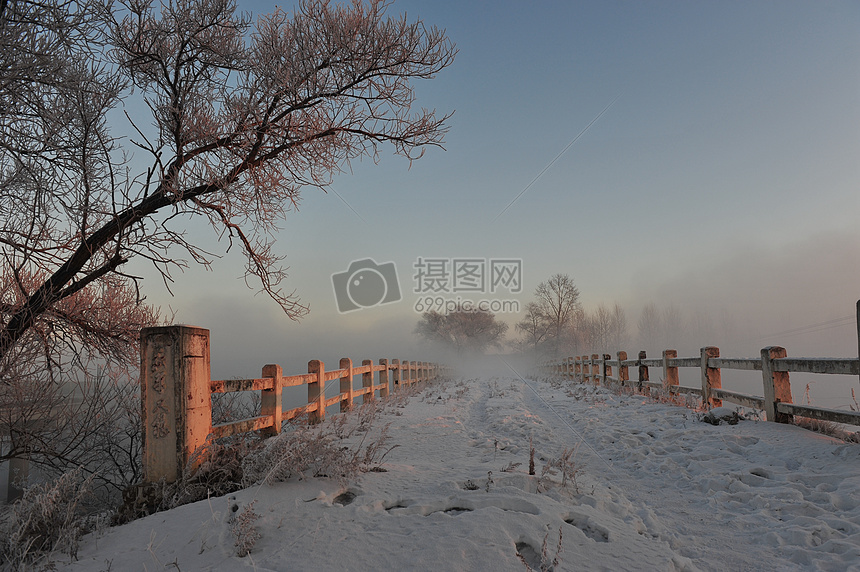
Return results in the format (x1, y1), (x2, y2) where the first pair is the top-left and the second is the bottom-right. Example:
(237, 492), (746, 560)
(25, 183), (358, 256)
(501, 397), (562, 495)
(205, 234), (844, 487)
(661, 304), (685, 350)
(588, 304), (613, 351)
(637, 303), (662, 354)
(416, 310), (508, 354)
(533, 274), (581, 357)
(515, 302), (552, 353)
(609, 303), (628, 350)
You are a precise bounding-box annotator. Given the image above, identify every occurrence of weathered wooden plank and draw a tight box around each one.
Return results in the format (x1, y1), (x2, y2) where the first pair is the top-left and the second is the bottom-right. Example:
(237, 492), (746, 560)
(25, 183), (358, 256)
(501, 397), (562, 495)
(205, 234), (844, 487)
(711, 358), (761, 371)
(667, 385), (703, 397)
(668, 358), (700, 368)
(325, 394), (345, 408)
(352, 364), (374, 375)
(282, 374), (313, 387)
(772, 358), (860, 376)
(640, 359), (663, 368)
(711, 389), (764, 410)
(211, 415), (274, 439)
(324, 369), (348, 382)
(776, 403), (860, 427)
(210, 378), (274, 393)
(284, 404), (314, 421)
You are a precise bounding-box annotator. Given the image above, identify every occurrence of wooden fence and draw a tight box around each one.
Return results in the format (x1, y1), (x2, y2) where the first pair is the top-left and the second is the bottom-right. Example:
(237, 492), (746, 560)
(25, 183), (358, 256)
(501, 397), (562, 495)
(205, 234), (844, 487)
(545, 346), (860, 428)
(140, 325), (445, 484)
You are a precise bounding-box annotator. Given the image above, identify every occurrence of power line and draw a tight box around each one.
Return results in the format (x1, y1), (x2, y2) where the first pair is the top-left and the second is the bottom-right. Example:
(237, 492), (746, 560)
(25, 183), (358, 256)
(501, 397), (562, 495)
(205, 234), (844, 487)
(756, 315), (855, 340)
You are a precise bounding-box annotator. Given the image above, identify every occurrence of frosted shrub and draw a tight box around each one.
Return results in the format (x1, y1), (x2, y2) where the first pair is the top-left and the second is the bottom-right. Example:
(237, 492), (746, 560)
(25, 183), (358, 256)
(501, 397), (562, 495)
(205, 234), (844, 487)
(0, 467), (94, 570)
(230, 500), (261, 557)
(242, 407), (397, 486)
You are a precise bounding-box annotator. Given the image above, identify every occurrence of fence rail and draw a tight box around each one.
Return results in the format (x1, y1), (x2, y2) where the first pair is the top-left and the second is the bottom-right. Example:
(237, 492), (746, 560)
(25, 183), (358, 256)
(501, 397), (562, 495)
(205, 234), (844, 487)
(140, 325), (445, 484)
(544, 346), (860, 429)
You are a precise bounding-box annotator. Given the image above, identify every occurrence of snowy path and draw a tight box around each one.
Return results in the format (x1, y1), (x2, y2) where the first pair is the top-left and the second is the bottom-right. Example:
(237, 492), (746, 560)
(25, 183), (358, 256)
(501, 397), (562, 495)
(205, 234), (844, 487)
(59, 373), (860, 571)
(514, 373), (860, 570)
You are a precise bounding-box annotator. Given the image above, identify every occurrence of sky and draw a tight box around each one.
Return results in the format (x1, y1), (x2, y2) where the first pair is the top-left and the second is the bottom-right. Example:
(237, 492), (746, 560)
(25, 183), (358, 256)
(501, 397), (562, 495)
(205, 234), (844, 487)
(127, 1), (860, 387)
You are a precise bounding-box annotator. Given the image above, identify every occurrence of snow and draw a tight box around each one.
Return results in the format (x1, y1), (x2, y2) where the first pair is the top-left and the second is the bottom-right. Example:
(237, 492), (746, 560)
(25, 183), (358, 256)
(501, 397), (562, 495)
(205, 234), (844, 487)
(58, 370), (860, 571)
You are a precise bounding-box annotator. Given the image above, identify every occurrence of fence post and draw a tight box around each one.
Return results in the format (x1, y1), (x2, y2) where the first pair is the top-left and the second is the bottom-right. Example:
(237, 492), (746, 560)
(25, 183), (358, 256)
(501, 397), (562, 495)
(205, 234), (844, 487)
(141, 325), (211, 484)
(638, 350), (649, 392)
(762, 346), (793, 423)
(700, 347), (722, 408)
(602, 354), (611, 385)
(392, 359), (401, 390)
(308, 360), (325, 423)
(361, 359), (374, 402)
(591, 354), (599, 385)
(618, 351), (629, 387)
(339, 358), (354, 412)
(378, 359), (390, 398)
(662, 349), (678, 391)
(574, 357), (581, 381)
(261, 364), (283, 437)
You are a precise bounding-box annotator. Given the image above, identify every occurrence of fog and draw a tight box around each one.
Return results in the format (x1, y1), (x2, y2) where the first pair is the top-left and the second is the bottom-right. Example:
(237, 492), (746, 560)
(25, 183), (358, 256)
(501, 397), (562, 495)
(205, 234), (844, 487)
(630, 229), (860, 359)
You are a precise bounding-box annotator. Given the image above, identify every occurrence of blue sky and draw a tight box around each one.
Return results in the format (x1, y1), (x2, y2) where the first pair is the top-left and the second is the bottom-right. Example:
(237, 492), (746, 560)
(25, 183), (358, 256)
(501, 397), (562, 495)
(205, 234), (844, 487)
(131, 1), (860, 380)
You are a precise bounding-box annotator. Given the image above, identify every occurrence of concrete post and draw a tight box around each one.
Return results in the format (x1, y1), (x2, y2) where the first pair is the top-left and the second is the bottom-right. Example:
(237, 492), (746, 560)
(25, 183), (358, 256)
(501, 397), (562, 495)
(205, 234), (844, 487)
(700, 347), (722, 408)
(261, 364), (283, 436)
(140, 325), (211, 484)
(339, 358), (354, 412)
(308, 360), (325, 423)
(392, 359), (401, 390)
(762, 346), (793, 423)
(379, 359), (390, 398)
(618, 351), (629, 387)
(638, 350), (649, 391)
(362, 359), (374, 402)
(662, 349), (678, 390)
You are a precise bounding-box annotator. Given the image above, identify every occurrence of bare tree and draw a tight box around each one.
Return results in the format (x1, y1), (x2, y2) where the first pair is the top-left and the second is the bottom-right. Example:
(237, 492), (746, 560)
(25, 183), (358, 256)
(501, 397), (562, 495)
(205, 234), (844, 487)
(515, 302), (552, 354)
(533, 274), (581, 357)
(637, 302), (661, 354)
(609, 303), (628, 350)
(0, 0), (455, 363)
(661, 304), (685, 350)
(588, 304), (613, 352)
(416, 310), (508, 355)
(0, 0), (454, 498)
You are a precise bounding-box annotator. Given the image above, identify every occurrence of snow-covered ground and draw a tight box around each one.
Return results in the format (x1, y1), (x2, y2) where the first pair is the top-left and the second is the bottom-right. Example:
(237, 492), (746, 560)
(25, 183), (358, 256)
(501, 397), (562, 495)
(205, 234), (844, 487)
(59, 369), (860, 571)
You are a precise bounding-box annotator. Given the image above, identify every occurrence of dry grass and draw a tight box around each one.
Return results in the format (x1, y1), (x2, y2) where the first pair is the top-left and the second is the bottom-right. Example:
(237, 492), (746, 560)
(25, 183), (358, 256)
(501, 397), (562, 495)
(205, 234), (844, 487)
(230, 500), (261, 557)
(0, 467), (96, 571)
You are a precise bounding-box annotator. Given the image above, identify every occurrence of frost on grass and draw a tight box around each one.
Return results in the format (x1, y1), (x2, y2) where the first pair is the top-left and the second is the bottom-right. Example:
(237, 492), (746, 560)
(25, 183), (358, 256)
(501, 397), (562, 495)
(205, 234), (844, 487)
(0, 467), (95, 570)
(242, 401), (398, 486)
(517, 526), (563, 572)
(230, 500), (261, 557)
